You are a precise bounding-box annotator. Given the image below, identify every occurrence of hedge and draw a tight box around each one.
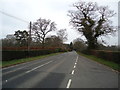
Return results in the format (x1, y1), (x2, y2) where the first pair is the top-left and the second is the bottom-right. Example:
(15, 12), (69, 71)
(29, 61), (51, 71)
(90, 50), (120, 63)
(2, 48), (66, 61)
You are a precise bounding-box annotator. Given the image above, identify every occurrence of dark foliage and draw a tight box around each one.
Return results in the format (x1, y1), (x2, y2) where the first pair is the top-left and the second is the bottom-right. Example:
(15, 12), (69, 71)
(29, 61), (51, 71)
(2, 48), (66, 61)
(90, 50), (120, 63)
(68, 1), (116, 49)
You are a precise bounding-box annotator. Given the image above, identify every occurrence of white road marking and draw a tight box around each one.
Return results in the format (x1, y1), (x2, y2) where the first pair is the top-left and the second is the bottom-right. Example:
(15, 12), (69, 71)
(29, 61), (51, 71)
(3, 60), (47, 75)
(2, 61), (31, 70)
(5, 80), (7, 82)
(76, 56), (78, 62)
(75, 63), (77, 65)
(26, 60), (53, 73)
(73, 65), (76, 69)
(66, 79), (72, 88)
(3, 67), (26, 75)
(71, 70), (75, 75)
(3, 73), (26, 84)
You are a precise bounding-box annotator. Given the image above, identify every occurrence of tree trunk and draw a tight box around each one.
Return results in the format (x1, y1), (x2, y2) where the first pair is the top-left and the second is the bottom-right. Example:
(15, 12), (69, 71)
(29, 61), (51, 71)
(87, 38), (98, 50)
(42, 36), (45, 49)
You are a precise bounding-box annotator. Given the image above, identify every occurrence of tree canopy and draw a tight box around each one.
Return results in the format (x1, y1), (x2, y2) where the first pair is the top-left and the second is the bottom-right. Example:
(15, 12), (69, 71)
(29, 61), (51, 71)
(32, 18), (57, 47)
(14, 30), (29, 46)
(57, 29), (68, 43)
(68, 1), (116, 49)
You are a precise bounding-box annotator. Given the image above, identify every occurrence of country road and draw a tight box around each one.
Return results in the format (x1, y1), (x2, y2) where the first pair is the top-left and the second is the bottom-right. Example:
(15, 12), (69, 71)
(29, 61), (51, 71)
(2, 51), (119, 88)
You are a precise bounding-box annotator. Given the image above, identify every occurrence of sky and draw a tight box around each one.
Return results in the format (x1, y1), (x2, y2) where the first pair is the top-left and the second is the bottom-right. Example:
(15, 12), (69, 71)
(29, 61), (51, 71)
(0, 0), (119, 46)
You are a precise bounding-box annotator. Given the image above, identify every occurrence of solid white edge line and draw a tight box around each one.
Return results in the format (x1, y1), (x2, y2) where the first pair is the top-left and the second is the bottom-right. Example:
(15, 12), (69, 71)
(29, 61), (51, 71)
(66, 79), (72, 88)
(71, 70), (75, 75)
(3, 60), (52, 75)
(3, 67), (26, 75)
(26, 60), (53, 73)
(2, 61), (31, 70)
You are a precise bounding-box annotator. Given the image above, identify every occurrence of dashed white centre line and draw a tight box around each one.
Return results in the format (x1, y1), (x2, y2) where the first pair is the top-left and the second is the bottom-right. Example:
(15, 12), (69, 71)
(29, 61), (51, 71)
(26, 60), (53, 73)
(73, 65), (76, 68)
(76, 56), (78, 61)
(71, 70), (75, 75)
(66, 56), (78, 88)
(66, 79), (72, 88)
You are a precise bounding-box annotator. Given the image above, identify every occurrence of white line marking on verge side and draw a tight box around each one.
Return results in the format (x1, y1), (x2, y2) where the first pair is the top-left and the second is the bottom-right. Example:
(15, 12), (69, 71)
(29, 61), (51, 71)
(3, 67), (27, 75)
(3, 60), (50, 75)
(2, 61), (33, 70)
(26, 60), (53, 73)
(66, 79), (72, 88)
(71, 70), (75, 75)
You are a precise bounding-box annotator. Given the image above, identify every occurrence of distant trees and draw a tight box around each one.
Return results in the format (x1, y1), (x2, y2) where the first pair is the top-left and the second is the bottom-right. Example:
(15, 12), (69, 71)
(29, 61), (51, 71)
(57, 29), (68, 43)
(32, 18), (57, 47)
(45, 35), (62, 47)
(2, 34), (16, 47)
(73, 38), (87, 51)
(14, 30), (29, 46)
(68, 1), (116, 49)
(2, 17), (69, 50)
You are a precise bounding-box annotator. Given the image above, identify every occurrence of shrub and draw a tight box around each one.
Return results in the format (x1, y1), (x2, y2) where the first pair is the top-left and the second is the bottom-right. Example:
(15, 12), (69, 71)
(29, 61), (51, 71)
(2, 49), (63, 61)
(90, 50), (120, 63)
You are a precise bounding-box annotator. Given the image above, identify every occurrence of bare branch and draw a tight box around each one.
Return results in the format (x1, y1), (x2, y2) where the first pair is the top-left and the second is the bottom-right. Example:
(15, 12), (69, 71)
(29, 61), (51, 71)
(32, 18), (57, 47)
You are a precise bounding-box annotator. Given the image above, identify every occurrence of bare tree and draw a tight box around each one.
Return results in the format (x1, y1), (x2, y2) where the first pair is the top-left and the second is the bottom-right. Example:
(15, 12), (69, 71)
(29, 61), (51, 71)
(68, 1), (116, 49)
(32, 18), (56, 47)
(57, 29), (68, 43)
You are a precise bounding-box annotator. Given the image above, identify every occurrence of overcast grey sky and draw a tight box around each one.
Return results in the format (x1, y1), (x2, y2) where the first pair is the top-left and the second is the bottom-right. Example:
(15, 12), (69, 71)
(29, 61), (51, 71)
(0, 0), (119, 46)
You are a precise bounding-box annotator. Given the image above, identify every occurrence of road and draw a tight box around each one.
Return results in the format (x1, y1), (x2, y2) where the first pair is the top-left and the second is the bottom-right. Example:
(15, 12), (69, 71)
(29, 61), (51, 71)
(2, 51), (119, 88)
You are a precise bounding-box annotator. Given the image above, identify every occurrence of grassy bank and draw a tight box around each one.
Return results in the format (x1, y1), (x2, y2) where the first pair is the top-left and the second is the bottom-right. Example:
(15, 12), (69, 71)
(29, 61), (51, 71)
(77, 52), (120, 72)
(1, 52), (62, 68)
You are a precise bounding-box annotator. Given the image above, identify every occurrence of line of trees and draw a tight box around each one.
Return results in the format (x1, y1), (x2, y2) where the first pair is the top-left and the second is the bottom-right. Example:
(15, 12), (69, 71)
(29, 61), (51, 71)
(1, 0), (118, 52)
(2, 18), (69, 50)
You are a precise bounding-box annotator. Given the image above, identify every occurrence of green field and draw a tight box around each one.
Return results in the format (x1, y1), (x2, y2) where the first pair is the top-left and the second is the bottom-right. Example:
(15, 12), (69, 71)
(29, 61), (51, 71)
(1, 52), (62, 68)
(77, 52), (120, 72)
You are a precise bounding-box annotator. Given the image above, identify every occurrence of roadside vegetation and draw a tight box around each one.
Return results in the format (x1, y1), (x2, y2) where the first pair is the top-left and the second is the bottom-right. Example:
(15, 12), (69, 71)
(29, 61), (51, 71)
(1, 0), (119, 71)
(68, 1), (119, 72)
(1, 52), (63, 68)
(77, 52), (120, 72)
(1, 18), (71, 63)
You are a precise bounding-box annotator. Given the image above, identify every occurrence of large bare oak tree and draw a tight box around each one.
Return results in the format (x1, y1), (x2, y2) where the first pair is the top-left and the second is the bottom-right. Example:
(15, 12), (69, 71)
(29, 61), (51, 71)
(68, 1), (116, 49)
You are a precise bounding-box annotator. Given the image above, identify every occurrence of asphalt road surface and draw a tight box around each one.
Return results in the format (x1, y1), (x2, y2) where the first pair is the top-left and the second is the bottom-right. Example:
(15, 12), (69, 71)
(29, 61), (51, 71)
(2, 51), (119, 88)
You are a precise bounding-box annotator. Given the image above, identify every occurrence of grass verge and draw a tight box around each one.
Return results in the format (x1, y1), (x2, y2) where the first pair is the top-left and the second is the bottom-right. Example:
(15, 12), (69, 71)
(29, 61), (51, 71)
(1, 52), (63, 68)
(77, 52), (120, 72)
